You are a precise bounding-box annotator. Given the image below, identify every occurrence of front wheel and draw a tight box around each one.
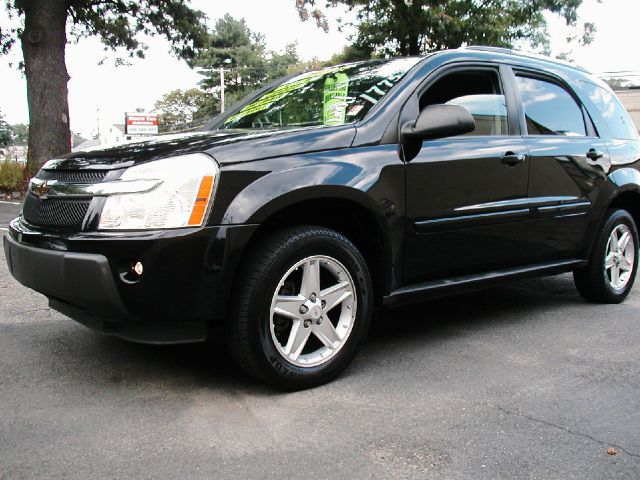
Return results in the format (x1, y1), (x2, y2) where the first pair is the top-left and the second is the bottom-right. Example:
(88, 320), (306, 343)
(227, 226), (373, 390)
(574, 208), (639, 303)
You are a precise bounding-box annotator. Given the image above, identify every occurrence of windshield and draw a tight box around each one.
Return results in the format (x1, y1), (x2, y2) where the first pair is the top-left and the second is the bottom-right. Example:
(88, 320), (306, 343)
(218, 58), (421, 130)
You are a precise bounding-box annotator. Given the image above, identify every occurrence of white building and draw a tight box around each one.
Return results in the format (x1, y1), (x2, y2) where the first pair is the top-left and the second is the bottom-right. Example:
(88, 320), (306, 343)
(73, 123), (134, 151)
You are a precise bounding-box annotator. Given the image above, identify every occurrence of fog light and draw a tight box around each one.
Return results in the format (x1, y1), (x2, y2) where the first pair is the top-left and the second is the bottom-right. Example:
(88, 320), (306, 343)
(118, 260), (144, 284)
(133, 261), (144, 276)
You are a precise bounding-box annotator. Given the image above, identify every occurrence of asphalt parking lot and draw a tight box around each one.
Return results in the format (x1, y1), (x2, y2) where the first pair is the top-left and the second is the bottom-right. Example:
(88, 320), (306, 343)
(2, 200), (640, 479)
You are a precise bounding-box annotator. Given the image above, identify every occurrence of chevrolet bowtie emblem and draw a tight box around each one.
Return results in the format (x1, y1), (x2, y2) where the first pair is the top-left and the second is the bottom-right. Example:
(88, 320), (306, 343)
(31, 179), (50, 198)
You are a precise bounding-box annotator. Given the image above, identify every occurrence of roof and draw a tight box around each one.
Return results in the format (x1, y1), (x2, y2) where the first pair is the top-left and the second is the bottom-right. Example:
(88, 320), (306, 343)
(422, 47), (597, 88)
(462, 46), (589, 73)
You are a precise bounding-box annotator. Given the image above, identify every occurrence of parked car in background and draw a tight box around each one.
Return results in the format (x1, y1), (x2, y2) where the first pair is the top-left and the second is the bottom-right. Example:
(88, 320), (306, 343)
(4, 47), (640, 389)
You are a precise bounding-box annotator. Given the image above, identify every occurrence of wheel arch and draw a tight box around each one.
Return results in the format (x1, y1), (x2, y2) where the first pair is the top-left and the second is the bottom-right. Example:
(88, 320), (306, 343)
(607, 189), (640, 229)
(240, 191), (396, 305)
(604, 168), (640, 226)
(574, 168), (640, 261)
(584, 170), (640, 258)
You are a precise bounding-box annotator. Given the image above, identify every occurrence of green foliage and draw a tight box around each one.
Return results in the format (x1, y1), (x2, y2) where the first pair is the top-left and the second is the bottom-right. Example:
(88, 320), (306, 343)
(0, 125), (9, 148)
(194, 15), (301, 111)
(267, 43), (302, 79)
(195, 15), (267, 98)
(3, 1), (208, 63)
(330, 44), (374, 63)
(296, 0), (591, 56)
(604, 78), (630, 90)
(0, 158), (24, 192)
(0, 109), (10, 147)
(154, 88), (213, 132)
(554, 20), (598, 61)
(0, 110), (28, 148)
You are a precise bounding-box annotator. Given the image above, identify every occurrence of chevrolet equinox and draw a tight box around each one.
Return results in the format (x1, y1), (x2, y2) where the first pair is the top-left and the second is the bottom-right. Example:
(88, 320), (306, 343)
(4, 47), (640, 389)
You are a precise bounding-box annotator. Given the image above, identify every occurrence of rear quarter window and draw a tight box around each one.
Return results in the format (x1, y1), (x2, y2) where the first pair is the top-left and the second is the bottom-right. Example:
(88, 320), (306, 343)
(580, 81), (639, 141)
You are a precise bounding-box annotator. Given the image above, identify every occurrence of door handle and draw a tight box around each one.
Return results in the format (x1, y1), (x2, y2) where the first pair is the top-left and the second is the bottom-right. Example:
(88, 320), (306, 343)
(586, 149), (604, 160)
(500, 152), (526, 166)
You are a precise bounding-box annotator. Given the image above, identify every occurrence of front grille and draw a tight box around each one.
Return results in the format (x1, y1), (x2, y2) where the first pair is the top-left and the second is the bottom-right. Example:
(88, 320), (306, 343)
(37, 169), (108, 184)
(22, 194), (90, 229)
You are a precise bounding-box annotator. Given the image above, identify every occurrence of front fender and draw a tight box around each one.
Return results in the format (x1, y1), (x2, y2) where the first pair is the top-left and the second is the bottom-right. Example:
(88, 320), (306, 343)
(223, 166), (385, 225)
(210, 146), (406, 292)
(217, 147), (404, 227)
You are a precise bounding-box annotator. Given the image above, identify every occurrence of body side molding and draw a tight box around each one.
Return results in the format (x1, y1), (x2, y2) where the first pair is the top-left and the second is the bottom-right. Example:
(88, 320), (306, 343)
(383, 259), (587, 307)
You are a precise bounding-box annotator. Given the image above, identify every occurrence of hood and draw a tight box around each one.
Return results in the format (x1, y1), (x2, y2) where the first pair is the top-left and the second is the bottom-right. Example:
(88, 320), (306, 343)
(49, 125), (356, 170)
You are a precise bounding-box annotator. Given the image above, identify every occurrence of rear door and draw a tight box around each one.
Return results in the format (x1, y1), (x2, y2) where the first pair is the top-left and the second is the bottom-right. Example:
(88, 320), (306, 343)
(403, 64), (529, 284)
(511, 71), (610, 263)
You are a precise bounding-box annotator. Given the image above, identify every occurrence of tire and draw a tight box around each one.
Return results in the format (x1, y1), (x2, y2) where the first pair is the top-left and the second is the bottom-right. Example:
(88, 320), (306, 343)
(574, 208), (639, 303)
(226, 225), (373, 390)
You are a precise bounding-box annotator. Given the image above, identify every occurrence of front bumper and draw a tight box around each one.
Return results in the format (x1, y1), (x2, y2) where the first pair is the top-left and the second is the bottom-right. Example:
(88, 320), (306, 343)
(4, 218), (258, 344)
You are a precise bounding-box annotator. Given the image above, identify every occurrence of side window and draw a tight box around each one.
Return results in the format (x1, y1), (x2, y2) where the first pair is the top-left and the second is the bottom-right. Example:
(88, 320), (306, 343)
(419, 70), (508, 136)
(515, 75), (586, 136)
(580, 81), (639, 140)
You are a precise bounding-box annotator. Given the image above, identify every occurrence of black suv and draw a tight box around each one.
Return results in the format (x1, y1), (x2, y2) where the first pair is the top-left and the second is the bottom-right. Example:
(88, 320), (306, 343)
(4, 47), (640, 389)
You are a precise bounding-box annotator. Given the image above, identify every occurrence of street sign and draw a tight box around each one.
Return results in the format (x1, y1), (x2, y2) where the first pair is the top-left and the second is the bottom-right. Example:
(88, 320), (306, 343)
(125, 113), (159, 135)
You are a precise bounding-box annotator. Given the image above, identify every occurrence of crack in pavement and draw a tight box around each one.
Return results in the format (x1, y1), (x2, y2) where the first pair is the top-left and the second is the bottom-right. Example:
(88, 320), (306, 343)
(0, 308), (59, 325)
(18, 308), (52, 315)
(497, 406), (640, 459)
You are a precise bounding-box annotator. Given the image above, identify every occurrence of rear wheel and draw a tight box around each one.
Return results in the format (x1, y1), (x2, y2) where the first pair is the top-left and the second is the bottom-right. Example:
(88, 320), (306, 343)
(227, 226), (373, 390)
(574, 209), (639, 303)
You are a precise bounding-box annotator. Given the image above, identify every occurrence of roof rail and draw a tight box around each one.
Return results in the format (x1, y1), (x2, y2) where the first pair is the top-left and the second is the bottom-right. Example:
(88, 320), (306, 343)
(464, 46), (514, 54)
(460, 45), (588, 72)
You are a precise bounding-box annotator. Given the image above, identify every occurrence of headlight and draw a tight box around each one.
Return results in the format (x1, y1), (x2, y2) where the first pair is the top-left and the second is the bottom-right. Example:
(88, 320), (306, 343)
(98, 153), (219, 230)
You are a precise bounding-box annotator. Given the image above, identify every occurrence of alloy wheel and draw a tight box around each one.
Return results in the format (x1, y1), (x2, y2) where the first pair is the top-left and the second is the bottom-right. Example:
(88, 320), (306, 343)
(269, 255), (357, 367)
(605, 223), (636, 291)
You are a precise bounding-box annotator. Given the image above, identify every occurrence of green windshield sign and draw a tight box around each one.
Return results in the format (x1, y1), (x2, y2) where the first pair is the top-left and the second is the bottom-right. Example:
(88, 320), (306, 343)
(224, 67), (341, 126)
(323, 73), (350, 126)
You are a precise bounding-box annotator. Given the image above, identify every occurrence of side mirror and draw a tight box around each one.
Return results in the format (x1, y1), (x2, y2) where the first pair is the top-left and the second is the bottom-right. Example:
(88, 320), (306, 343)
(401, 104), (476, 141)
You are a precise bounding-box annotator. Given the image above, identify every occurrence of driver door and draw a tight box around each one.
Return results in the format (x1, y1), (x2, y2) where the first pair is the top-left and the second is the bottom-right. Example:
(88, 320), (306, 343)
(403, 64), (530, 284)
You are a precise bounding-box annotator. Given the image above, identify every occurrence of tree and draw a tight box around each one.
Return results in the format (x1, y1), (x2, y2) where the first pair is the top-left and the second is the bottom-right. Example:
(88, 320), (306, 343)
(195, 15), (301, 111)
(604, 78), (630, 90)
(331, 44), (373, 63)
(265, 42), (301, 79)
(0, 110), (10, 148)
(154, 88), (213, 132)
(1, 1), (208, 175)
(0, 124), (10, 148)
(296, 0), (593, 57)
(195, 14), (267, 111)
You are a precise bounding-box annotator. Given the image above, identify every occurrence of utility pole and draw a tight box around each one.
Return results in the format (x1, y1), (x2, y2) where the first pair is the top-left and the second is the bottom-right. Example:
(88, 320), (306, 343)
(96, 105), (101, 141)
(220, 66), (225, 113)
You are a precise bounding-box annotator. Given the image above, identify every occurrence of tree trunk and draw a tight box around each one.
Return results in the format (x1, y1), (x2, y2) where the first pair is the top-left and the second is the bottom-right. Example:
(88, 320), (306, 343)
(20, 0), (70, 176)
(407, 34), (421, 56)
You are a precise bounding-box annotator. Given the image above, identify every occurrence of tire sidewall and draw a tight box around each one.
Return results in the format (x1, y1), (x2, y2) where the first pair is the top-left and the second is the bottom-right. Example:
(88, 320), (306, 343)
(598, 210), (639, 301)
(249, 229), (372, 388)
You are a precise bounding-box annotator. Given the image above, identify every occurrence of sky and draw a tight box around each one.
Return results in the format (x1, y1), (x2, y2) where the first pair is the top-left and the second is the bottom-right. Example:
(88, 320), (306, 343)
(1, 0), (639, 137)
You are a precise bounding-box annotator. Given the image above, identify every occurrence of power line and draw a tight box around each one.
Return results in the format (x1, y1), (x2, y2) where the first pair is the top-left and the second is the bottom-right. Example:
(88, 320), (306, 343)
(594, 70), (640, 75)
(596, 73), (640, 77)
